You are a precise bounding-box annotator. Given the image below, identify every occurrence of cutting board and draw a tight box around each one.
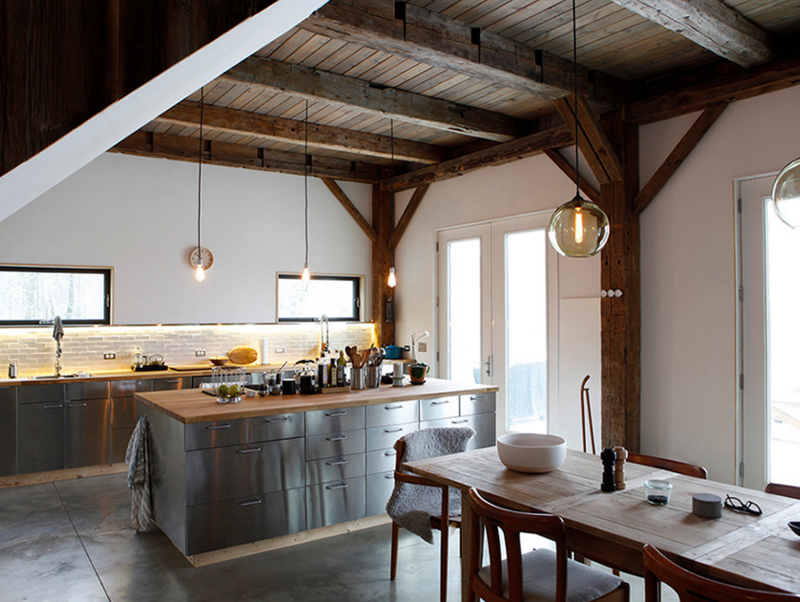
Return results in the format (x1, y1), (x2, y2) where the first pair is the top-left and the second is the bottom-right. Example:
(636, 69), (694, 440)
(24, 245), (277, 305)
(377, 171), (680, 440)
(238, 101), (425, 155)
(168, 364), (211, 372)
(228, 346), (258, 365)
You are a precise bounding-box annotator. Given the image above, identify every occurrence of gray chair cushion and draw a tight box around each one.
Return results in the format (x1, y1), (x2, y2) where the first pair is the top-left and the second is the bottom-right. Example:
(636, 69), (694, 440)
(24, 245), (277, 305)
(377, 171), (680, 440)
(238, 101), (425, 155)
(478, 548), (623, 602)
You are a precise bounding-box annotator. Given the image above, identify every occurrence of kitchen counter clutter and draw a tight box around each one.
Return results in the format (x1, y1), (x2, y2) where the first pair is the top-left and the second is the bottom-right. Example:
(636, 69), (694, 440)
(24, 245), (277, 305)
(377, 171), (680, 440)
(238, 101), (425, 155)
(135, 377), (498, 559)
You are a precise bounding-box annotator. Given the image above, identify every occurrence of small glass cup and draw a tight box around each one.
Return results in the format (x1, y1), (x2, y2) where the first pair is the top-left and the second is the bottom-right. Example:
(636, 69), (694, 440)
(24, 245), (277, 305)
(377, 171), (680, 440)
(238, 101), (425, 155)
(644, 479), (673, 505)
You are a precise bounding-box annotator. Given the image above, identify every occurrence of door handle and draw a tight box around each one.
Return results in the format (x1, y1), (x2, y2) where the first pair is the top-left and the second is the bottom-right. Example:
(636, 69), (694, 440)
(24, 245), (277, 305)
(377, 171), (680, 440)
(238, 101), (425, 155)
(479, 355), (493, 377)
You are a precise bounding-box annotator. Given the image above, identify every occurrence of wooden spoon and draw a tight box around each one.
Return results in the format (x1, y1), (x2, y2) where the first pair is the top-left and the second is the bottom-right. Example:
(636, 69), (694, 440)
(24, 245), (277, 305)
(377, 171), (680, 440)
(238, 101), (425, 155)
(361, 348), (372, 368)
(346, 346), (359, 366)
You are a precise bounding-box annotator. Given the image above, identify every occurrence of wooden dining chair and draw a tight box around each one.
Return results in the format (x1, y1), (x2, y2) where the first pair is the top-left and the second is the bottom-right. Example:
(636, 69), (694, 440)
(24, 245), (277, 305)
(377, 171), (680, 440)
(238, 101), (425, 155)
(466, 487), (629, 602)
(765, 482), (800, 499)
(388, 427), (475, 602)
(626, 452), (708, 479)
(643, 544), (800, 601)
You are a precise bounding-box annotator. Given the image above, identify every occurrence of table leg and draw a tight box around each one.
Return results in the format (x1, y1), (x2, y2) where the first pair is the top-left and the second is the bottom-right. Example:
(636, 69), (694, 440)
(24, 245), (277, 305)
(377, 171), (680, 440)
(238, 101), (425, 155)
(460, 489), (481, 602)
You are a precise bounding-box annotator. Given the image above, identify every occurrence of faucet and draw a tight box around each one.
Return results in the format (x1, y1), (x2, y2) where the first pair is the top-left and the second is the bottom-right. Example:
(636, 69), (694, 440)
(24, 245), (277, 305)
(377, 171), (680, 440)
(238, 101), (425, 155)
(318, 315), (330, 356)
(411, 330), (429, 363)
(53, 316), (64, 377)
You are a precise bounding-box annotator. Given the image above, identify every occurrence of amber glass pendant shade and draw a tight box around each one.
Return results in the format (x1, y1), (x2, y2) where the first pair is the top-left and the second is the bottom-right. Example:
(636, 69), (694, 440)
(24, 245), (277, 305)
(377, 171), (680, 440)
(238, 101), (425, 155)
(772, 158), (800, 229)
(548, 195), (610, 257)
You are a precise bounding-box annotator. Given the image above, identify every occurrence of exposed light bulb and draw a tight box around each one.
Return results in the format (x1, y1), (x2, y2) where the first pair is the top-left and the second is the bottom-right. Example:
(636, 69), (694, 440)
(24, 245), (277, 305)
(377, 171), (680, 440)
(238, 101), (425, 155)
(388, 267), (397, 288)
(301, 263), (311, 283)
(574, 207), (584, 244)
(195, 264), (205, 282)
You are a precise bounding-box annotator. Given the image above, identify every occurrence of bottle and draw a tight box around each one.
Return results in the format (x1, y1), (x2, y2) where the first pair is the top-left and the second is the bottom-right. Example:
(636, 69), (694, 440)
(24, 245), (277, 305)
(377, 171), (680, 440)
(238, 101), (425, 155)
(330, 357), (338, 387)
(337, 350), (347, 386)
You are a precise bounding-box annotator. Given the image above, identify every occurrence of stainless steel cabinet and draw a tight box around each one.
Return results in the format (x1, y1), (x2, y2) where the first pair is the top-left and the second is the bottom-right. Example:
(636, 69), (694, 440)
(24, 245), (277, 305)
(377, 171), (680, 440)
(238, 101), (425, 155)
(305, 430), (366, 460)
(185, 419), (248, 451)
(419, 396), (459, 422)
(305, 406), (365, 435)
(248, 413), (305, 443)
(366, 448), (397, 475)
(110, 379), (153, 463)
(306, 477), (366, 530)
(366, 471), (395, 516)
(0, 388), (16, 476)
(366, 401), (418, 427)
(305, 453), (366, 485)
(18, 400), (65, 474)
(66, 398), (111, 468)
(420, 392), (497, 451)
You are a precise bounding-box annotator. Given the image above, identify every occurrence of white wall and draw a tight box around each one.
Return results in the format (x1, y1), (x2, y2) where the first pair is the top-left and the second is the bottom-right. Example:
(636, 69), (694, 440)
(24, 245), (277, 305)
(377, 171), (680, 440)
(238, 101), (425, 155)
(639, 84), (800, 483)
(0, 153), (373, 325)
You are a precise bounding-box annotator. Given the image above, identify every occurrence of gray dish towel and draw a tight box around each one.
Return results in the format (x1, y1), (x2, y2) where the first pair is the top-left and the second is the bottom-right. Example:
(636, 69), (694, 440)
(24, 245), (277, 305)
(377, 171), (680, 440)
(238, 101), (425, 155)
(386, 426), (475, 544)
(126, 415), (154, 532)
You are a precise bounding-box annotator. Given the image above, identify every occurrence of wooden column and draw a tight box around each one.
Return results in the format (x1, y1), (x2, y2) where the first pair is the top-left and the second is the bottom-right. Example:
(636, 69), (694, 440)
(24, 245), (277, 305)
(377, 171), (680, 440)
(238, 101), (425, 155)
(372, 183), (395, 347)
(599, 112), (641, 451)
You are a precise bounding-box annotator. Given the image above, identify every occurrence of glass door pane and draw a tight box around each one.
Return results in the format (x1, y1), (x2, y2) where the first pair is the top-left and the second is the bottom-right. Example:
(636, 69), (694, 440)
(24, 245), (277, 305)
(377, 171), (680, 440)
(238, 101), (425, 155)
(447, 238), (483, 383)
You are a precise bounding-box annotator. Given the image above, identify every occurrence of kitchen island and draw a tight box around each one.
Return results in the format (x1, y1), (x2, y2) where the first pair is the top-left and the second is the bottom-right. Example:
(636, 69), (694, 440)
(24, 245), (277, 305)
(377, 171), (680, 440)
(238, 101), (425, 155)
(135, 378), (497, 562)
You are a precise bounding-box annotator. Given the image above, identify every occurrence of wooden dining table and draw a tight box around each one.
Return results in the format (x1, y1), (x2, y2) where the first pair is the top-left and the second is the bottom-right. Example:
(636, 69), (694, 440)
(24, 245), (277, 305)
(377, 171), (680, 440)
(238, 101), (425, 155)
(405, 447), (800, 601)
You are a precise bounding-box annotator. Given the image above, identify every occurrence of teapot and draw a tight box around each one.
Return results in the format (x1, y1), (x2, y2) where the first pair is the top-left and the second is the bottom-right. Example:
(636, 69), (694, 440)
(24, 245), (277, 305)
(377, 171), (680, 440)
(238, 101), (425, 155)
(293, 359), (317, 394)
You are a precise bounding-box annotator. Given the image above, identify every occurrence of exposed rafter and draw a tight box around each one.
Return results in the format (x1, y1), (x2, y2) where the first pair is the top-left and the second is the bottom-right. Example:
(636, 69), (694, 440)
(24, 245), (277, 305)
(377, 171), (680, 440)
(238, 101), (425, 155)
(608, 0), (774, 68)
(221, 57), (530, 142)
(156, 101), (447, 165)
(304, 0), (626, 108)
(112, 131), (382, 183)
(544, 149), (601, 205)
(321, 177), (377, 241)
(390, 184), (430, 250)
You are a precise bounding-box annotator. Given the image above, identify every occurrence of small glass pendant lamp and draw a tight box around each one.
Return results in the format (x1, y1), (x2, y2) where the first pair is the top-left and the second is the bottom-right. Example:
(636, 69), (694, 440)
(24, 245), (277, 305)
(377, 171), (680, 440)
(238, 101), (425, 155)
(772, 157), (800, 228)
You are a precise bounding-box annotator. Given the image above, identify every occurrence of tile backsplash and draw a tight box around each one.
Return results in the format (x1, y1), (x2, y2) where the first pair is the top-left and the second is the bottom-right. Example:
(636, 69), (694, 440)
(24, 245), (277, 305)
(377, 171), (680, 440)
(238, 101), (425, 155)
(0, 323), (375, 377)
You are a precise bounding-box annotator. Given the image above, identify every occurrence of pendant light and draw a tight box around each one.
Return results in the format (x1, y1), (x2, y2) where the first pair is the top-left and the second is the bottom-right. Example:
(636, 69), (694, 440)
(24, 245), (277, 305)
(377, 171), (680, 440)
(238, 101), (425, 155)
(772, 157), (800, 228)
(547, 0), (610, 258)
(301, 100), (311, 283)
(195, 88), (207, 282)
(387, 120), (397, 288)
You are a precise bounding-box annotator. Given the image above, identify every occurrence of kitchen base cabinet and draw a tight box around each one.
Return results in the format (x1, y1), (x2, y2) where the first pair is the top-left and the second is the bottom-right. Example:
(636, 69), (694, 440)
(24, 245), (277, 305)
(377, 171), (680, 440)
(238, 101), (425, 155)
(0, 388), (16, 476)
(366, 471), (395, 516)
(306, 477), (366, 530)
(66, 398), (111, 469)
(18, 401), (65, 474)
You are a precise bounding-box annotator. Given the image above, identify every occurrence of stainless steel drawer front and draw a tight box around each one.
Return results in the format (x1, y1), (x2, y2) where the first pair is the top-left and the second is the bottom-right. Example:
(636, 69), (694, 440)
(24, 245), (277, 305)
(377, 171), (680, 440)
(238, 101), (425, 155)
(18, 401), (64, 473)
(185, 419), (247, 451)
(305, 406), (365, 435)
(186, 487), (305, 555)
(305, 452), (366, 485)
(366, 471), (395, 516)
(186, 437), (304, 506)
(366, 448), (397, 475)
(111, 379), (152, 396)
(419, 396), (459, 421)
(305, 430), (365, 460)
(111, 397), (137, 428)
(152, 377), (188, 391)
(366, 423), (416, 452)
(460, 392), (496, 416)
(306, 477), (366, 530)
(18, 384), (63, 404)
(365, 401), (418, 427)
(248, 413), (305, 443)
(420, 413), (496, 450)
(66, 381), (110, 400)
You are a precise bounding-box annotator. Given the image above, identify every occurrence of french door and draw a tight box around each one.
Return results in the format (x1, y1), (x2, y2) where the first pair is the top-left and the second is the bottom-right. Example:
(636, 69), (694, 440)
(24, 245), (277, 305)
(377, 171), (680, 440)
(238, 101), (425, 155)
(438, 214), (558, 437)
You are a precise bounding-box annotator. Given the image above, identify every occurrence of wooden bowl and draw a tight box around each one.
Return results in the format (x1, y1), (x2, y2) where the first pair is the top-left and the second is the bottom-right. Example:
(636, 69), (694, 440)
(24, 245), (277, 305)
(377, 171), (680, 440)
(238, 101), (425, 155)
(209, 357), (229, 366)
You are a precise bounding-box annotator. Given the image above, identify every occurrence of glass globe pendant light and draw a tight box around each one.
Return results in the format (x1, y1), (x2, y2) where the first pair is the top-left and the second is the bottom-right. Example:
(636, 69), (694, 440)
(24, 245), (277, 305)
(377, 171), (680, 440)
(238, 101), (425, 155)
(387, 120), (397, 288)
(772, 157), (800, 229)
(195, 87), (207, 282)
(301, 100), (311, 283)
(547, 0), (610, 258)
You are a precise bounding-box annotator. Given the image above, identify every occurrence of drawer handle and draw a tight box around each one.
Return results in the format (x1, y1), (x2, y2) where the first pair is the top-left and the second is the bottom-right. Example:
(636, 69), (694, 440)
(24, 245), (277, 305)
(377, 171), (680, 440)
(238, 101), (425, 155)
(206, 424), (232, 430)
(326, 459), (349, 466)
(326, 410), (347, 417)
(451, 419), (469, 424)
(326, 482), (349, 490)
(163, 379), (182, 384)
(384, 404), (403, 410)
(68, 402), (88, 407)
(237, 447), (262, 454)
(265, 416), (289, 422)
(237, 497), (262, 507)
(384, 474), (394, 480)
(43, 403), (64, 409)
(384, 450), (397, 457)
(384, 427), (403, 433)
(326, 435), (348, 442)
(431, 400), (450, 405)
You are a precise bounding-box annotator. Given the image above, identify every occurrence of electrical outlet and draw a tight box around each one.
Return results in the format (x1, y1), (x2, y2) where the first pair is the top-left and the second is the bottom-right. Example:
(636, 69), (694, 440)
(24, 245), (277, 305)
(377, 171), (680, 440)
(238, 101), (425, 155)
(195, 349), (206, 357)
(275, 348), (285, 354)
(103, 353), (116, 360)
(418, 342), (427, 353)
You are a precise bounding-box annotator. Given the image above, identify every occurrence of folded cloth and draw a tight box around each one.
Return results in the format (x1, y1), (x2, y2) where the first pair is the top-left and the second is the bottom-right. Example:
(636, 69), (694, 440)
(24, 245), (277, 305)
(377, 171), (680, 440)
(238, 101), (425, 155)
(126, 415), (154, 532)
(386, 426), (475, 544)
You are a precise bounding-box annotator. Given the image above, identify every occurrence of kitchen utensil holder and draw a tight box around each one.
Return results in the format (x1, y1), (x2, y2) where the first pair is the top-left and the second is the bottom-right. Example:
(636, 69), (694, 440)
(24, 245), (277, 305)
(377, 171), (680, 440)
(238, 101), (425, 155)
(365, 366), (381, 388)
(350, 366), (366, 390)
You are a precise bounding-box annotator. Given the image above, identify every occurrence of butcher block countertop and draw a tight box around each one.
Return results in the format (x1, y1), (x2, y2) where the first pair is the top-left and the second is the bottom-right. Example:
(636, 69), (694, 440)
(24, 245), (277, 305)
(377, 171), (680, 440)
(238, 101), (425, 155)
(135, 378), (498, 424)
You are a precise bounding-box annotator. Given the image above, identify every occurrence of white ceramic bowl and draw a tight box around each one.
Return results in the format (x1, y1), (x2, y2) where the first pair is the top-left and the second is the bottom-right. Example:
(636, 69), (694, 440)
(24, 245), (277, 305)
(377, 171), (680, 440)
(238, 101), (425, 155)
(497, 432), (567, 473)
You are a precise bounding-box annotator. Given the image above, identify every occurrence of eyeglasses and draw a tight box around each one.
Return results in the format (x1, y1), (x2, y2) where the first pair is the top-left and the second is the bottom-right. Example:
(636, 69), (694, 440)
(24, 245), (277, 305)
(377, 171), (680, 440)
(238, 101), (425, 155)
(724, 495), (763, 516)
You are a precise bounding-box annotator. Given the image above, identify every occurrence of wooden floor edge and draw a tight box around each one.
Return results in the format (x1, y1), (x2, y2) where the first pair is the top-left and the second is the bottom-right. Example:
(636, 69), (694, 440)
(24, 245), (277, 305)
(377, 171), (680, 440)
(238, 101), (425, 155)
(0, 463), (128, 488)
(186, 514), (393, 567)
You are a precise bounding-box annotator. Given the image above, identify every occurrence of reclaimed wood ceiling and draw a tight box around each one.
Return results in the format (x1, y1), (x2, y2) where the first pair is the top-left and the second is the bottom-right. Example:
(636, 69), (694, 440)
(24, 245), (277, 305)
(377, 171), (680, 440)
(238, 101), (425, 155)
(112, 0), (800, 188)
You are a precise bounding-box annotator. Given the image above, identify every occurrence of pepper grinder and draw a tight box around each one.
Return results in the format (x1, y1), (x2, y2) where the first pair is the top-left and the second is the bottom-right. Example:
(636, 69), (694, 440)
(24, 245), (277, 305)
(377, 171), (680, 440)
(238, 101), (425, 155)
(601, 447), (617, 492)
(614, 446), (628, 490)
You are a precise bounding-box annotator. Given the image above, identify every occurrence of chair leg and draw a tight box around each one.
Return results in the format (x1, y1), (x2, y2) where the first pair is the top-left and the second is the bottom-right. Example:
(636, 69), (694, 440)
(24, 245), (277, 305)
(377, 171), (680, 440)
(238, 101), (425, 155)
(440, 525), (449, 602)
(391, 521), (399, 580)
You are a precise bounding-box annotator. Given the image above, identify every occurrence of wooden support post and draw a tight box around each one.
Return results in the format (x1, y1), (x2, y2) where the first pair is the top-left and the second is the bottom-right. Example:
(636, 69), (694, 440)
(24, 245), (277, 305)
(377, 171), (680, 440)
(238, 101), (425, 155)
(599, 111), (640, 451)
(372, 183), (395, 347)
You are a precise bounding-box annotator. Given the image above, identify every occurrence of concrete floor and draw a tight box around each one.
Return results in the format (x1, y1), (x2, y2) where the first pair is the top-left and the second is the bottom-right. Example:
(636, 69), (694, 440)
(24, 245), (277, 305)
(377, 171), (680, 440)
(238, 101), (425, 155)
(0, 473), (665, 601)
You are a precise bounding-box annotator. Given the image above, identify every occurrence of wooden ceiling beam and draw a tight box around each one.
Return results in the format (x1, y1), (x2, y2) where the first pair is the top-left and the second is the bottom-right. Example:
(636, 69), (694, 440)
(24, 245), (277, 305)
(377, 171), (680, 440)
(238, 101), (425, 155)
(111, 131), (382, 183)
(625, 52), (800, 124)
(633, 102), (727, 215)
(304, 0), (625, 108)
(608, 0), (774, 68)
(385, 125), (573, 192)
(221, 57), (530, 142)
(390, 184), (430, 250)
(321, 177), (377, 241)
(156, 101), (448, 165)
(544, 149), (601, 205)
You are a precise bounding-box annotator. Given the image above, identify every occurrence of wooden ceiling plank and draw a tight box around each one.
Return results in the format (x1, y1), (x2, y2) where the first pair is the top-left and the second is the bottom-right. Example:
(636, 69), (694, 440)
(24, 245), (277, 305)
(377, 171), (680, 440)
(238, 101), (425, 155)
(544, 148), (602, 205)
(156, 102), (446, 164)
(633, 102), (727, 215)
(303, 0), (625, 107)
(221, 56), (529, 142)
(112, 131), (382, 184)
(390, 184), (431, 249)
(607, 0), (775, 68)
(322, 177), (378, 241)
(386, 124), (573, 191)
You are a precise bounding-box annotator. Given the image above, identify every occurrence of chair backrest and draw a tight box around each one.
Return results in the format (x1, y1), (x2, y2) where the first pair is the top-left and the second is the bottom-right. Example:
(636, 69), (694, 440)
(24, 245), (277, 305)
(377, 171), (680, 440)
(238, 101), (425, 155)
(627, 452), (708, 479)
(643, 544), (800, 601)
(467, 487), (568, 602)
(765, 482), (800, 499)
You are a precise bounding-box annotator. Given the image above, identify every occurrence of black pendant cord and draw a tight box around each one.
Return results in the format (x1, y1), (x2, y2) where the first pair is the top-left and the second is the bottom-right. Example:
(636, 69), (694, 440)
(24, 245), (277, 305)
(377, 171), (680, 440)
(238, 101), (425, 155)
(197, 87), (204, 257)
(572, 0), (581, 201)
(304, 100), (309, 269)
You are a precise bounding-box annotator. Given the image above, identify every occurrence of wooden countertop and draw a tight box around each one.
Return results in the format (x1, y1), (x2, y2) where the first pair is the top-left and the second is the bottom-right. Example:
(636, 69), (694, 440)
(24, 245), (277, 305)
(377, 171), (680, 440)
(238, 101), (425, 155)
(135, 378), (498, 424)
